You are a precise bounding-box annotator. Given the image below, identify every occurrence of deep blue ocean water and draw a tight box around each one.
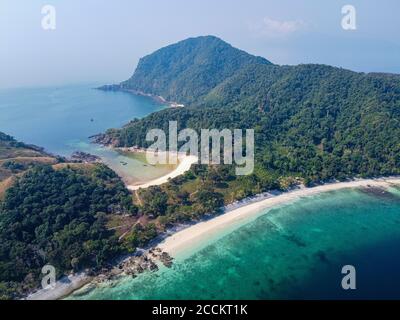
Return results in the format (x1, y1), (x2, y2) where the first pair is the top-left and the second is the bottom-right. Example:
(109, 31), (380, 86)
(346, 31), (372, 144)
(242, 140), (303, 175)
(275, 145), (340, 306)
(0, 84), (168, 183)
(0, 84), (164, 155)
(70, 188), (400, 300)
(1, 85), (400, 299)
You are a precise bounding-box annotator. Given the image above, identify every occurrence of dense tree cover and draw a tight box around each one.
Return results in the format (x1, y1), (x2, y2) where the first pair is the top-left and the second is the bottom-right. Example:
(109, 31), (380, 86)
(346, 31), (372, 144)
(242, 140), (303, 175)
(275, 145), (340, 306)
(117, 36), (271, 105)
(208, 63), (400, 181)
(95, 40), (400, 284)
(96, 37), (400, 284)
(0, 164), (137, 299)
(125, 224), (158, 248)
(140, 186), (169, 218)
(103, 42), (400, 183)
(128, 162), (290, 240)
(1, 36), (400, 299)
(1, 161), (27, 172)
(136, 173), (221, 226)
(137, 174), (226, 224)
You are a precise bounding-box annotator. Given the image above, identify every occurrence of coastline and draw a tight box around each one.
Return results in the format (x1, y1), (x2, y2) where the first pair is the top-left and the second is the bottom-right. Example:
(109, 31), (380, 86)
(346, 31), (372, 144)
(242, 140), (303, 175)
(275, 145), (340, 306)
(127, 154), (198, 191)
(157, 177), (400, 257)
(26, 176), (400, 300)
(96, 86), (185, 108)
(123, 89), (185, 108)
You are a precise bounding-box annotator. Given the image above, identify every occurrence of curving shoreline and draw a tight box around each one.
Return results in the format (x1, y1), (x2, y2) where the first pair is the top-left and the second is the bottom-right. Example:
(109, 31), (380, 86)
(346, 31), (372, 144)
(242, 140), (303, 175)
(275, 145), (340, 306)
(26, 176), (400, 300)
(157, 177), (400, 257)
(127, 155), (198, 191)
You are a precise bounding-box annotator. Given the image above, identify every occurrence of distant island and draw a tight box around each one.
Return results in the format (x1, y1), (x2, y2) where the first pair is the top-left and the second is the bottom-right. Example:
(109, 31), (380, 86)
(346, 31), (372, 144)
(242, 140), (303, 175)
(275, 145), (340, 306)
(1, 35), (400, 300)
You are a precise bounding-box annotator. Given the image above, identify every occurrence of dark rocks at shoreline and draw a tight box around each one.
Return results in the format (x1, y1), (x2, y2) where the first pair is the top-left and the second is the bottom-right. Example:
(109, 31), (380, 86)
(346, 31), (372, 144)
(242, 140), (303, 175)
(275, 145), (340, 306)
(150, 263), (159, 272)
(92, 248), (174, 285)
(70, 151), (101, 163)
(359, 186), (399, 201)
(89, 133), (120, 147)
(160, 252), (174, 268)
(149, 249), (174, 268)
(157, 250), (173, 266)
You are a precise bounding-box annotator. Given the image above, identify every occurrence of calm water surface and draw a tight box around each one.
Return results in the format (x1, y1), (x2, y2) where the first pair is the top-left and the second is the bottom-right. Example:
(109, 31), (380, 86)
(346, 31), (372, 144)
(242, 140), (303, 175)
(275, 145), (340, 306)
(70, 188), (400, 300)
(0, 84), (167, 183)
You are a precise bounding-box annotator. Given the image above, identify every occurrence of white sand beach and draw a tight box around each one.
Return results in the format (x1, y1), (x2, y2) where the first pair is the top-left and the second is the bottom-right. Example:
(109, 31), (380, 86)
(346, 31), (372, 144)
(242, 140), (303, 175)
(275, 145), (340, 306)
(127, 155), (198, 191)
(157, 177), (400, 257)
(26, 177), (400, 300)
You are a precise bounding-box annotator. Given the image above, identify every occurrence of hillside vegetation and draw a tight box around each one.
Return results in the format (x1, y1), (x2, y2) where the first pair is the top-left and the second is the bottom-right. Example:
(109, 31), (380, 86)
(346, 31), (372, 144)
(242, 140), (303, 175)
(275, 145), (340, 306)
(98, 36), (400, 230)
(0, 134), (139, 299)
(108, 35), (271, 105)
(2, 36), (399, 299)
(102, 37), (400, 185)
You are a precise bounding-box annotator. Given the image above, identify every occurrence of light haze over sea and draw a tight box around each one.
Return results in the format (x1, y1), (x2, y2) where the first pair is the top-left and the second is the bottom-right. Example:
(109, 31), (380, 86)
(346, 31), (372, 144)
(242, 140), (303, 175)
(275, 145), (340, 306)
(0, 84), (168, 184)
(2, 84), (400, 299)
(2, 0), (400, 89)
(2, 0), (400, 300)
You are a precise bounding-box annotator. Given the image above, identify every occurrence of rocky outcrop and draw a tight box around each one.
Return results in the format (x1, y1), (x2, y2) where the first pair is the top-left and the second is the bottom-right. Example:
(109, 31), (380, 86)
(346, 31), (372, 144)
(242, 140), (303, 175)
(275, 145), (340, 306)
(91, 248), (174, 286)
(70, 151), (101, 163)
(89, 134), (120, 147)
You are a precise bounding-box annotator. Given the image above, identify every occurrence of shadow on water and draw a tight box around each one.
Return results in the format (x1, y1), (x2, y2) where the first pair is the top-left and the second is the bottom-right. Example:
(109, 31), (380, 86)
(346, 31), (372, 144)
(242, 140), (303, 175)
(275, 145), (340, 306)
(359, 186), (400, 202)
(287, 235), (400, 300)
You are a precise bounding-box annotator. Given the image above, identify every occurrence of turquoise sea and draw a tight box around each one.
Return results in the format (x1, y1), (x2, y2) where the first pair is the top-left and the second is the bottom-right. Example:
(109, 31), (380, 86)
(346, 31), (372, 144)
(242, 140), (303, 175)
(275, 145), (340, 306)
(70, 187), (400, 300)
(0, 84), (168, 183)
(1, 85), (400, 299)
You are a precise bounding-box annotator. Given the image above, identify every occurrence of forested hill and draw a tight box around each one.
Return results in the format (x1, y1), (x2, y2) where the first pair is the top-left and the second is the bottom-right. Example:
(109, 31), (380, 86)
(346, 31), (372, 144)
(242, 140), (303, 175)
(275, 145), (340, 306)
(100, 38), (400, 183)
(0, 133), (138, 299)
(101, 35), (271, 105)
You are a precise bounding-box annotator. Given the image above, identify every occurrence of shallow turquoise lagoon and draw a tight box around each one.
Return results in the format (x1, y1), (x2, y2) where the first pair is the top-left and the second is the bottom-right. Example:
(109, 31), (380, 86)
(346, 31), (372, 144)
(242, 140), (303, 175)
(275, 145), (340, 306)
(70, 187), (400, 300)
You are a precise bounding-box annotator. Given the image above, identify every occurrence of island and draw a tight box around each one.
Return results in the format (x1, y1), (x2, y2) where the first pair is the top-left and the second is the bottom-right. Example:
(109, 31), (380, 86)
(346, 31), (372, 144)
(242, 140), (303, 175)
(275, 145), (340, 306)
(1, 35), (400, 300)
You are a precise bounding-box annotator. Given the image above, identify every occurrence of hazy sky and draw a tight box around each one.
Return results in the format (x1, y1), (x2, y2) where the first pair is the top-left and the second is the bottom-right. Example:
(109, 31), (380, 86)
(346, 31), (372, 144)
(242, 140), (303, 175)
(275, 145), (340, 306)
(1, 0), (399, 88)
